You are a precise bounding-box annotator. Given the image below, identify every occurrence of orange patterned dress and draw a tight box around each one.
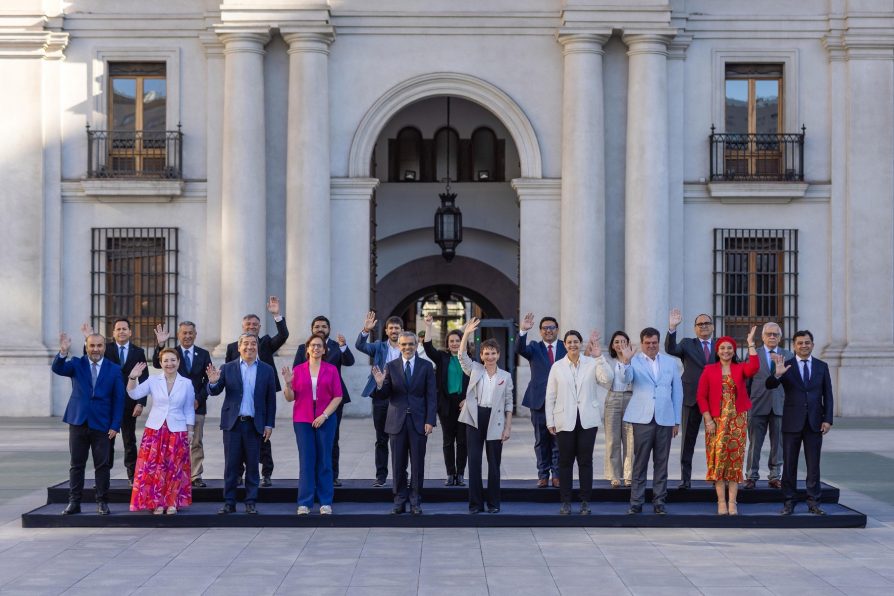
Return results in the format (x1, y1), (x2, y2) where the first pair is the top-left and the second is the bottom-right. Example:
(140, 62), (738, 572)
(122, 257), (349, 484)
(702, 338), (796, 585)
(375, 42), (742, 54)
(705, 374), (748, 482)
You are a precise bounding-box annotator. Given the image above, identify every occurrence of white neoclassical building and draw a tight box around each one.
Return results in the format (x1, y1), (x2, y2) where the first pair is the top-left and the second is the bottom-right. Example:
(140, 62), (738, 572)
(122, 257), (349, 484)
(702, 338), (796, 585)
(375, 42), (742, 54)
(1, 0), (893, 418)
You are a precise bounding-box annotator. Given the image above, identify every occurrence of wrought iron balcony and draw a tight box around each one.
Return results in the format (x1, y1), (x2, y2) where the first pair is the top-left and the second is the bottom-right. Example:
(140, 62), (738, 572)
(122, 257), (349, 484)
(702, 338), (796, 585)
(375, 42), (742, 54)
(87, 125), (183, 179)
(709, 125), (805, 182)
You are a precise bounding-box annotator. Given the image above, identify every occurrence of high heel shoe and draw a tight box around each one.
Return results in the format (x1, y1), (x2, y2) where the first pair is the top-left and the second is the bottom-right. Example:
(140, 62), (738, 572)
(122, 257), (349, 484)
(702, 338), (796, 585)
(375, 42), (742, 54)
(717, 501), (728, 515)
(728, 501), (738, 516)
(153, 507), (164, 515)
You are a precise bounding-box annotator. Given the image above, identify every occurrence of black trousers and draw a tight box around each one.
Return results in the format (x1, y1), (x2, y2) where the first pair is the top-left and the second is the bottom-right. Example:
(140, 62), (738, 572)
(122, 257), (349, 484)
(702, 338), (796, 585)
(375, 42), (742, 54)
(224, 419), (261, 505)
(439, 393), (467, 477)
(782, 423), (824, 503)
(69, 423), (111, 504)
(678, 403), (703, 483)
(236, 430), (274, 478)
(373, 402), (390, 482)
(332, 401), (345, 480)
(556, 414), (598, 504)
(466, 406), (503, 510)
(109, 398), (140, 479)
(390, 417), (427, 507)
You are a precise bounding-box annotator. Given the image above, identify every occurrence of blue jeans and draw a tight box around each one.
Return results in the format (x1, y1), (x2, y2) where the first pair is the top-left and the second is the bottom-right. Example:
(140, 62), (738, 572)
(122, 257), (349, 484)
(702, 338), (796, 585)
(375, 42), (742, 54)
(294, 417), (337, 507)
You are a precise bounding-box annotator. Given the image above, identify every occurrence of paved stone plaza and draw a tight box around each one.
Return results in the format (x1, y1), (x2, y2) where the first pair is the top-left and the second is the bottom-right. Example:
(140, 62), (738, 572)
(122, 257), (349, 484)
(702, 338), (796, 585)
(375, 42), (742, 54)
(1, 415), (893, 595)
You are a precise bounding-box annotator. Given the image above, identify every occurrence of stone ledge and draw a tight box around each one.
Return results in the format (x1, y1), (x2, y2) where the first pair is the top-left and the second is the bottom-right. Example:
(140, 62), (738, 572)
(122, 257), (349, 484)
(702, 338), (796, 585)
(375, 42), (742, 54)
(79, 179), (183, 202)
(707, 181), (809, 203)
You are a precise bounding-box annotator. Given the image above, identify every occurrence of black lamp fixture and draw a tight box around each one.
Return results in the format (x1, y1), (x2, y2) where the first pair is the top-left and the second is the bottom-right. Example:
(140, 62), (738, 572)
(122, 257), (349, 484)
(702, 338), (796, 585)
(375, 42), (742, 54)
(434, 96), (463, 262)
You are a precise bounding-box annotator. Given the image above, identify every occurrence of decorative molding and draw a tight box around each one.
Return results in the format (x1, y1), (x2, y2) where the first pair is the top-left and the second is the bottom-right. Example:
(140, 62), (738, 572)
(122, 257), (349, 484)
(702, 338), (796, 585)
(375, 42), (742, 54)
(556, 30), (611, 55)
(330, 177), (379, 200)
(510, 178), (561, 199)
(348, 72), (543, 179)
(282, 28), (336, 54)
(61, 180), (209, 203)
(0, 30), (69, 59)
(684, 182), (829, 204)
(623, 32), (675, 57)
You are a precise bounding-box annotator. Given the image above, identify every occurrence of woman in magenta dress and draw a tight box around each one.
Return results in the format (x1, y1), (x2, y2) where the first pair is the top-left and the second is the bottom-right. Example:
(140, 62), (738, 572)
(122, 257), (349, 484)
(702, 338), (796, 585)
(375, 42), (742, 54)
(126, 348), (195, 514)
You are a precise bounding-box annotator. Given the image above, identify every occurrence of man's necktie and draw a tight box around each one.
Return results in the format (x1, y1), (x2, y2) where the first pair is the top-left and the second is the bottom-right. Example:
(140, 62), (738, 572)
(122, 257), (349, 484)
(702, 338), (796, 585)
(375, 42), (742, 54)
(768, 349), (776, 373)
(801, 360), (810, 384)
(404, 360), (411, 385)
(119, 345), (125, 363)
(91, 362), (99, 390)
(702, 341), (710, 362)
(547, 344), (554, 365)
(184, 349), (192, 372)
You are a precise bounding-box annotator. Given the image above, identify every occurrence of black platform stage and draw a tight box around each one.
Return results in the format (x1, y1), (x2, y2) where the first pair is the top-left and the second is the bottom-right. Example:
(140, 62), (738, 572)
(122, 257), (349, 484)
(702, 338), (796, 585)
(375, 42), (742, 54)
(22, 479), (866, 528)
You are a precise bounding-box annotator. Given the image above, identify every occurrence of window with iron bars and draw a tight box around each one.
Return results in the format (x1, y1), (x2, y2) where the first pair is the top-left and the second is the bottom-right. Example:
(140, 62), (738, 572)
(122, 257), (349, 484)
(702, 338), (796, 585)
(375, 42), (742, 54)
(713, 228), (798, 355)
(91, 228), (178, 347)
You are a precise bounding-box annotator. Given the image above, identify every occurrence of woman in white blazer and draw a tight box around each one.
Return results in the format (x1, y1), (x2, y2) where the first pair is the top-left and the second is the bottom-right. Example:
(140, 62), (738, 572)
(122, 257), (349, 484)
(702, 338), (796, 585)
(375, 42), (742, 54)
(546, 330), (612, 515)
(593, 331), (635, 488)
(457, 319), (513, 514)
(126, 348), (195, 514)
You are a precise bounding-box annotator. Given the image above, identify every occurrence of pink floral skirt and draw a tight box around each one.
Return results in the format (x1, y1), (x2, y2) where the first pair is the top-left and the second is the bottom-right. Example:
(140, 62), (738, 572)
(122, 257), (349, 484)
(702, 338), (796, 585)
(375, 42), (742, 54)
(130, 421), (192, 511)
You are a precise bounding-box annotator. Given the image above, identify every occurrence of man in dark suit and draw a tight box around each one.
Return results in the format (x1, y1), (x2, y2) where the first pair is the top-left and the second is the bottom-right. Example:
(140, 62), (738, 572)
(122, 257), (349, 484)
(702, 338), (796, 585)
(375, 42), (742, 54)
(371, 331), (437, 515)
(84, 318), (149, 485)
(208, 333), (277, 514)
(224, 296), (288, 486)
(766, 329), (834, 515)
(293, 315), (355, 486)
(52, 331), (125, 515)
(153, 321), (212, 487)
(665, 308), (716, 489)
(744, 322), (792, 490)
(517, 312), (565, 488)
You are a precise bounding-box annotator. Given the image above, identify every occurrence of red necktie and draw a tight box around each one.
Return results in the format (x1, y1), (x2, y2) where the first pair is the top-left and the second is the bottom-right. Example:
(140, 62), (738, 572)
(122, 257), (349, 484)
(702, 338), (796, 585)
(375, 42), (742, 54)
(547, 344), (554, 365)
(702, 341), (710, 362)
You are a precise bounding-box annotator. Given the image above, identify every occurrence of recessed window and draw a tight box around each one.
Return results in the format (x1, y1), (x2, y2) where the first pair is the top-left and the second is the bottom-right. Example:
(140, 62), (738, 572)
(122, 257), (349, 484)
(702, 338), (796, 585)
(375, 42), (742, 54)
(434, 127), (459, 183)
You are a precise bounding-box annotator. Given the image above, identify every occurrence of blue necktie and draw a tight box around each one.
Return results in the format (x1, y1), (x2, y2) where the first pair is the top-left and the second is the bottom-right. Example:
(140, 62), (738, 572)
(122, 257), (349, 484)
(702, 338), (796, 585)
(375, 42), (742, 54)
(119, 345), (125, 363)
(184, 349), (192, 372)
(91, 362), (99, 390)
(404, 360), (411, 386)
(801, 360), (810, 384)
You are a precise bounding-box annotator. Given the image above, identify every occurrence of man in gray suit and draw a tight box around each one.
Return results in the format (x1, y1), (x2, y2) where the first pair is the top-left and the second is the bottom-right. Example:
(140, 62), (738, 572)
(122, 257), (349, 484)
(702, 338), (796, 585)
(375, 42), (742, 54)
(744, 322), (792, 490)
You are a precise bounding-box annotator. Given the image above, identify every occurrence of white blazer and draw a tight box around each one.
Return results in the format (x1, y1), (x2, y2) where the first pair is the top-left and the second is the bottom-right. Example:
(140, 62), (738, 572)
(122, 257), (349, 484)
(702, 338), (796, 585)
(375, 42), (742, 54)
(546, 355), (612, 432)
(128, 374), (196, 432)
(457, 350), (514, 441)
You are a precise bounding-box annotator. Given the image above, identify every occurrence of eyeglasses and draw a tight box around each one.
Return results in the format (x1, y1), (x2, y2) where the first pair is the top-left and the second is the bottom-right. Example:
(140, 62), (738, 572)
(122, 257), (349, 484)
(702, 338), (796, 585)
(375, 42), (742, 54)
(540, 325), (558, 331)
(763, 332), (780, 337)
(695, 322), (713, 327)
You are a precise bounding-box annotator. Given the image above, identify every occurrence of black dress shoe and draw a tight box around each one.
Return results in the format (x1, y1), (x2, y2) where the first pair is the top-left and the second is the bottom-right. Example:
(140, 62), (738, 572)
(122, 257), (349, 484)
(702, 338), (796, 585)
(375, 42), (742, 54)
(333, 478), (342, 487)
(391, 504), (406, 515)
(677, 481), (690, 490)
(444, 475), (455, 486)
(373, 479), (386, 487)
(455, 474), (466, 487)
(62, 502), (81, 515)
(627, 505), (642, 515)
(743, 479), (756, 490)
(245, 503), (258, 514)
(128, 477), (134, 488)
(807, 502), (826, 516)
(411, 505), (423, 515)
(218, 503), (236, 515)
(559, 502), (572, 515)
(653, 504), (667, 515)
(579, 501), (591, 515)
(469, 506), (481, 514)
(780, 501), (794, 516)
(191, 479), (207, 488)
(487, 506), (500, 514)
(97, 502), (110, 516)
(260, 476), (272, 487)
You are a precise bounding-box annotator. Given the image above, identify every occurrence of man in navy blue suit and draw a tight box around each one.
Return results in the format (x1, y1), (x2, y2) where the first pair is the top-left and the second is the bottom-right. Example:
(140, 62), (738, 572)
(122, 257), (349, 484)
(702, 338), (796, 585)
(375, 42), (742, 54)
(517, 312), (565, 487)
(208, 333), (277, 514)
(52, 331), (125, 515)
(766, 329), (834, 516)
(371, 331), (437, 515)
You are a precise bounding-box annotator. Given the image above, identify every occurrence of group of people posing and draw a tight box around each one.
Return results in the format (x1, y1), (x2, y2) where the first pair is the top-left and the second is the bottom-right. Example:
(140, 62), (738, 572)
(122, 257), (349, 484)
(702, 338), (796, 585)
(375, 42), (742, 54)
(51, 299), (834, 517)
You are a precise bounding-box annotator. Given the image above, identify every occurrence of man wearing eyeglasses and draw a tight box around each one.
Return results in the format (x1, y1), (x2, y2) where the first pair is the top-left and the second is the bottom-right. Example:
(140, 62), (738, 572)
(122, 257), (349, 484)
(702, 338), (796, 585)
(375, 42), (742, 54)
(518, 312), (565, 488)
(665, 308), (715, 490)
(744, 322), (792, 490)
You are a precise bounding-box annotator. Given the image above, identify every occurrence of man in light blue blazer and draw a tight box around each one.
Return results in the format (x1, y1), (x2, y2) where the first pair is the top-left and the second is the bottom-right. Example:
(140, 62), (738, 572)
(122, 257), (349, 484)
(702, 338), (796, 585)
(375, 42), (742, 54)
(621, 327), (683, 515)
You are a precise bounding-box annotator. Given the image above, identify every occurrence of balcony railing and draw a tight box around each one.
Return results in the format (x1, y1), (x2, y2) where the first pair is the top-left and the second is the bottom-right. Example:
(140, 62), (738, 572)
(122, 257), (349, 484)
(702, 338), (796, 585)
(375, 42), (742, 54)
(87, 125), (183, 179)
(709, 125), (805, 182)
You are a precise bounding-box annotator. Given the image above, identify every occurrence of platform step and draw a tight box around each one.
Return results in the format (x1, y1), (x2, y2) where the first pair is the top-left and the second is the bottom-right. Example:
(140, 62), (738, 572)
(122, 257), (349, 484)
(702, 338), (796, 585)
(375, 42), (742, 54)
(22, 500), (866, 529)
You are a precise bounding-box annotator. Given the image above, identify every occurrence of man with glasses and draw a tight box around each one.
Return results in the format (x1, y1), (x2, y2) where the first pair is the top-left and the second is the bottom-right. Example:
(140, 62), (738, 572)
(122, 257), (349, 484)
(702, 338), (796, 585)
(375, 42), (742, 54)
(665, 308), (715, 489)
(744, 322), (792, 490)
(518, 312), (566, 488)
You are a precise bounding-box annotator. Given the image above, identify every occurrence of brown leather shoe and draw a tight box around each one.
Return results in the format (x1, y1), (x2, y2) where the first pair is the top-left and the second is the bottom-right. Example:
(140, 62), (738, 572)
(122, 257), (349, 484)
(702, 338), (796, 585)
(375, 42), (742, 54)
(743, 479), (756, 490)
(551, 478), (560, 488)
(768, 479), (782, 489)
(537, 479), (548, 488)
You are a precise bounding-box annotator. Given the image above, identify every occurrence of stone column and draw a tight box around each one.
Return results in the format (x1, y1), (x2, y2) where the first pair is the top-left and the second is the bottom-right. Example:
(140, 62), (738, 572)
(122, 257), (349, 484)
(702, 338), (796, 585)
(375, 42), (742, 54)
(282, 30), (335, 350)
(835, 35), (894, 415)
(216, 29), (270, 347)
(557, 32), (610, 334)
(666, 36), (691, 312)
(623, 33), (673, 338)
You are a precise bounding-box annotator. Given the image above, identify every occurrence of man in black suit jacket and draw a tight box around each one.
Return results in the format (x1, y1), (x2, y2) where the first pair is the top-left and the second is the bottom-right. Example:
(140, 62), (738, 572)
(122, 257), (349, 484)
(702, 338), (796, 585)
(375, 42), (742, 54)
(208, 333), (277, 514)
(84, 318), (149, 485)
(665, 308), (716, 489)
(292, 315), (355, 485)
(766, 330), (834, 516)
(371, 331), (437, 515)
(224, 296), (288, 486)
(153, 321), (212, 487)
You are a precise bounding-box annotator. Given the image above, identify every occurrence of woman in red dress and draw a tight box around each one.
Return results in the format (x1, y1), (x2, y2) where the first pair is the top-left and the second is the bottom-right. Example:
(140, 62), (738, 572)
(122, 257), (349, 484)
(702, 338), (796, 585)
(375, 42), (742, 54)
(696, 328), (758, 515)
(126, 349), (195, 514)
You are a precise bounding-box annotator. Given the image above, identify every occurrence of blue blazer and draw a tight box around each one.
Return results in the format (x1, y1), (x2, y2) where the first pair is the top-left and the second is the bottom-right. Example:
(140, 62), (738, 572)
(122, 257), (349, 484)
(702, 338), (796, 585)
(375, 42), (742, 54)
(622, 353), (683, 427)
(52, 354), (126, 433)
(355, 332), (394, 398)
(207, 359), (277, 436)
(372, 356), (437, 435)
(766, 356), (834, 433)
(517, 333), (566, 410)
(294, 337), (355, 404)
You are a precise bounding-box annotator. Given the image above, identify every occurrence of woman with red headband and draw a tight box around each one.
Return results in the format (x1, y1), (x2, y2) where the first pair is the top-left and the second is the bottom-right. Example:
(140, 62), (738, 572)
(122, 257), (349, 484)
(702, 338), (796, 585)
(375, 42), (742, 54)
(695, 327), (759, 515)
